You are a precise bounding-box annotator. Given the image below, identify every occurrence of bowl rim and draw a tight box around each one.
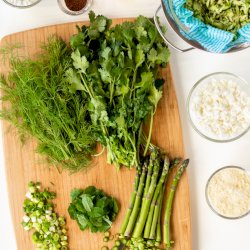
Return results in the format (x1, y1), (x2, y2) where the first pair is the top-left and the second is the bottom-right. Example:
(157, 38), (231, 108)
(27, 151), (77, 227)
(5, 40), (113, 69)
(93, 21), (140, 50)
(187, 72), (250, 143)
(205, 166), (250, 219)
(2, 0), (41, 8)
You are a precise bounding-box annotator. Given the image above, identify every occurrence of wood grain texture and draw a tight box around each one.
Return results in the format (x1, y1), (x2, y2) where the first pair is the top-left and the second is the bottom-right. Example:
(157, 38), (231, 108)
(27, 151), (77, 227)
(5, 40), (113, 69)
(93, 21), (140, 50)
(0, 19), (191, 250)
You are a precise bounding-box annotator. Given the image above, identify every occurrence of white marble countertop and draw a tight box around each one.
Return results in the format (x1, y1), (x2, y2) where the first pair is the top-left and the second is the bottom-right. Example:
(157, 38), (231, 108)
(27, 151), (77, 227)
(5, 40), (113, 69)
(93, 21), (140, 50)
(0, 1), (249, 249)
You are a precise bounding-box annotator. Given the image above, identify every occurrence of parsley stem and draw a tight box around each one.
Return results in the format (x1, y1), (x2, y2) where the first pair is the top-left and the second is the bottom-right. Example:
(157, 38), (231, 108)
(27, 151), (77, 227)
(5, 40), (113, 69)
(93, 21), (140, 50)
(143, 110), (154, 156)
(80, 74), (94, 99)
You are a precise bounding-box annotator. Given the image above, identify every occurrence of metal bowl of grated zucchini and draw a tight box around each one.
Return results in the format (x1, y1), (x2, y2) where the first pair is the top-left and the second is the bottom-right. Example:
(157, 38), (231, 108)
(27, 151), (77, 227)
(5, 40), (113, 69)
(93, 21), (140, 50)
(205, 166), (250, 219)
(154, 0), (250, 53)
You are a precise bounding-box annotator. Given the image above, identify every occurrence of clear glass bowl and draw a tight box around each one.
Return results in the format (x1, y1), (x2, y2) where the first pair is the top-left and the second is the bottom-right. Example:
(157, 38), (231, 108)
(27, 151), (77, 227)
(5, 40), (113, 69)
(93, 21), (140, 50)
(187, 72), (250, 142)
(2, 0), (41, 8)
(205, 166), (250, 219)
(57, 0), (92, 15)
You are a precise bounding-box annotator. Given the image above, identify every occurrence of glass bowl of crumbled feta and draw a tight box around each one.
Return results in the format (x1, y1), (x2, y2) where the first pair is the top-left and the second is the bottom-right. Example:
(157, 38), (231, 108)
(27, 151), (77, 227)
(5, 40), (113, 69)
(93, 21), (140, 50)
(205, 166), (250, 219)
(2, 0), (41, 8)
(187, 72), (250, 142)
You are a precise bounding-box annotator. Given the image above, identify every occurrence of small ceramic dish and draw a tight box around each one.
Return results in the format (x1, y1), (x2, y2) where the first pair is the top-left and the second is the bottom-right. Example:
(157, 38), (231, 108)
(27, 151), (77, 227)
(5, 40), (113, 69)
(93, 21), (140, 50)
(57, 0), (92, 15)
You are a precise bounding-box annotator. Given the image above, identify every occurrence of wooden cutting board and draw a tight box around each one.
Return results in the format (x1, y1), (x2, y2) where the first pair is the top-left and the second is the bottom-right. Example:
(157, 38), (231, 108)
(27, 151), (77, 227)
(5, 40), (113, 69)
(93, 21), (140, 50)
(0, 19), (191, 250)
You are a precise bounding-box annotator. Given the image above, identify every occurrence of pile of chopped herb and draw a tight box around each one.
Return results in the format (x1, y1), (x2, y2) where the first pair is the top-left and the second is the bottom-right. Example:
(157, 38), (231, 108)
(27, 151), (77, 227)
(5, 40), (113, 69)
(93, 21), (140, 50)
(185, 0), (250, 34)
(68, 186), (119, 233)
(22, 182), (68, 249)
(67, 11), (170, 169)
(0, 37), (96, 171)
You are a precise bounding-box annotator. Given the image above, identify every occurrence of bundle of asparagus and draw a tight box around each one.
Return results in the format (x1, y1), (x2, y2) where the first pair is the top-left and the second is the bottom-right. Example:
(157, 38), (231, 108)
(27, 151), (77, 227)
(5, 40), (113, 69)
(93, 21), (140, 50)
(117, 149), (189, 250)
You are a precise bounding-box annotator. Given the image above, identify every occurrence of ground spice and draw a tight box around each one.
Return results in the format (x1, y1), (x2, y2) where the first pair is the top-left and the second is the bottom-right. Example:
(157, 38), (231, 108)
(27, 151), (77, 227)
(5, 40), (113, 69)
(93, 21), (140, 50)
(65, 0), (87, 11)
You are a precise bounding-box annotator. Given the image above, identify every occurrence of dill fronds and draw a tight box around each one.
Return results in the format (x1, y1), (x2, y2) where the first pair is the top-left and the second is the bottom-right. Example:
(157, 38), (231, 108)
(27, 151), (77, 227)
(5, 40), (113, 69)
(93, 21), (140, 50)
(0, 36), (96, 172)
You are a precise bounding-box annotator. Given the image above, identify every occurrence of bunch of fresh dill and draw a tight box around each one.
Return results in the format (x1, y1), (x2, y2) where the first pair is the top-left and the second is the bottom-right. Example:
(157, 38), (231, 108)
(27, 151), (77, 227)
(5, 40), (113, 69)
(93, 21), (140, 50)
(0, 37), (96, 171)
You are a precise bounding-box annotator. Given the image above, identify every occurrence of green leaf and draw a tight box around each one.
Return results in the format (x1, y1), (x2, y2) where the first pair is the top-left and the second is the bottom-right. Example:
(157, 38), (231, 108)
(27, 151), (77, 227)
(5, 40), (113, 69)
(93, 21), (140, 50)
(135, 72), (154, 91)
(68, 203), (77, 219)
(136, 26), (147, 39)
(89, 207), (104, 218)
(115, 116), (125, 127)
(89, 10), (95, 23)
(135, 49), (145, 68)
(75, 201), (85, 213)
(98, 68), (111, 83)
(148, 45), (170, 65)
(70, 32), (85, 50)
(70, 188), (82, 201)
(71, 50), (89, 74)
(65, 68), (84, 93)
(83, 186), (96, 195)
(101, 47), (111, 60)
(77, 214), (88, 230)
(148, 86), (163, 107)
(103, 216), (112, 226)
(113, 199), (119, 214)
(81, 194), (93, 212)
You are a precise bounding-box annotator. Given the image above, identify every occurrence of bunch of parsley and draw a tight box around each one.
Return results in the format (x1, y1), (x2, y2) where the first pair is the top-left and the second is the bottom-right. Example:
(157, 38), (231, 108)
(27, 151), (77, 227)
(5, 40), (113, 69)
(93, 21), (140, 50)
(68, 186), (119, 233)
(67, 12), (170, 169)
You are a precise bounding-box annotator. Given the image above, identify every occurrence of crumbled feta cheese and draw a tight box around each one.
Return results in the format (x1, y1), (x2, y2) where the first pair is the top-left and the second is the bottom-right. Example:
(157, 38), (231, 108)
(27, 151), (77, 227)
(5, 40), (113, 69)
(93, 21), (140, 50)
(207, 167), (250, 218)
(190, 78), (250, 140)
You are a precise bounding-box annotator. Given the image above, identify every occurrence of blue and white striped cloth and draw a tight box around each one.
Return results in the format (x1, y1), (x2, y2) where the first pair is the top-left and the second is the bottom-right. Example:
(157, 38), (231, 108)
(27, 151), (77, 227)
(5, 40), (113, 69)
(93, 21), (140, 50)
(163, 0), (250, 53)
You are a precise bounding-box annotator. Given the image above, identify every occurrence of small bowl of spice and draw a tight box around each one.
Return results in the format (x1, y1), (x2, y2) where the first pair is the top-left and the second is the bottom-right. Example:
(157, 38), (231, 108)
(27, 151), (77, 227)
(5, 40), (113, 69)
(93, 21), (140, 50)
(187, 72), (250, 142)
(205, 166), (250, 219)
(57, 0), (92, 15)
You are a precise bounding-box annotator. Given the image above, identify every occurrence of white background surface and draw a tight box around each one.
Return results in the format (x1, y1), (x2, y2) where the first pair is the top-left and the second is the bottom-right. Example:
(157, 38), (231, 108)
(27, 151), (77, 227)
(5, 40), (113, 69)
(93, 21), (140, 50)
(0, 0), (249, 249)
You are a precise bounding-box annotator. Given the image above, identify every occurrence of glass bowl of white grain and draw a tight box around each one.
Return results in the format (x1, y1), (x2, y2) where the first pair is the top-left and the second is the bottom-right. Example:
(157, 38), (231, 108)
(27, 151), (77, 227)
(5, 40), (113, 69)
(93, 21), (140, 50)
(205, 166), (250, 219)
(187, 72), (250, 142)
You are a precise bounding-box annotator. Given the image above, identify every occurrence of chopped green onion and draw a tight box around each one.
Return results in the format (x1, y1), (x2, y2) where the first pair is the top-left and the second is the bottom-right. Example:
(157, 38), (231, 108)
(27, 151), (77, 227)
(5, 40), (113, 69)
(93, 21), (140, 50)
(22, 182), (68, 249)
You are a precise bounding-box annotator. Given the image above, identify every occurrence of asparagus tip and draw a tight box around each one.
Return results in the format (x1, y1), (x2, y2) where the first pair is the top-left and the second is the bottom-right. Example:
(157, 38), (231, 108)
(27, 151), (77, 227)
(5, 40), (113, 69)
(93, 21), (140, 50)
(183, 159), (190, 166)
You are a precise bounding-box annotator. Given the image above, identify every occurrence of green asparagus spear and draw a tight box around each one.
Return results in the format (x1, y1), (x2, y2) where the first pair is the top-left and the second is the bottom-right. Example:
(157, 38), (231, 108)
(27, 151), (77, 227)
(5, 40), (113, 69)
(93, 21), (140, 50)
(149, 186), (164, 239)
(163, 159), (189, 249)
(144, 150), (158, 196)
(144, 157), (170, 238)
(124, 164), (147, 237)
(132, 156), (161, 238)
(120, 167), (141, 234)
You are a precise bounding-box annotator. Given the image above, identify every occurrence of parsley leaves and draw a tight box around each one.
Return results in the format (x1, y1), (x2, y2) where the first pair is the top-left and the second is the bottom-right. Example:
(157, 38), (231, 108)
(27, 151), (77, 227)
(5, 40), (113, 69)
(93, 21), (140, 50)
(66, 12), (170, 169)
